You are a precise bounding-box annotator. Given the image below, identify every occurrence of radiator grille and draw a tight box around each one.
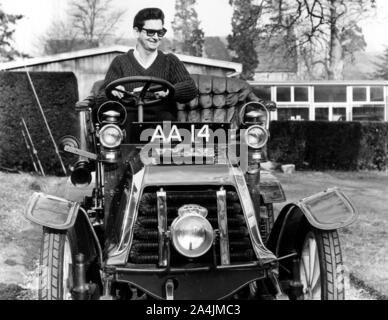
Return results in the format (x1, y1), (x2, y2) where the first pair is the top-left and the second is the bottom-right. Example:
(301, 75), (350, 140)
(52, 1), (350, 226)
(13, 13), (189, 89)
(128, 188), (255, 266)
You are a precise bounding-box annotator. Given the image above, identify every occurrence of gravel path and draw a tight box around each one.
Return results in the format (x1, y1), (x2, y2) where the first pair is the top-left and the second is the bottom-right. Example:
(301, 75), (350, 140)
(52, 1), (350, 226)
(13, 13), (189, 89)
(345, 275), (377, 300)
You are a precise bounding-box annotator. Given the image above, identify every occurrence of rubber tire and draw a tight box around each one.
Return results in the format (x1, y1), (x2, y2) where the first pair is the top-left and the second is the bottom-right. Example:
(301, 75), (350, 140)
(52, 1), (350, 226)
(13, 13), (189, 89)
(299, 228), (345, 300)
(38, 227), (77, 300)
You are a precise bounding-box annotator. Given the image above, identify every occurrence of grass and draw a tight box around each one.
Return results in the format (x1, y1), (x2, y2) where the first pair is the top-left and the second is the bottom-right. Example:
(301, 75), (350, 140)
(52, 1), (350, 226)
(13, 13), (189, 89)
(0, 172), (67, 299)
(0, 173), (45, 264)
(272, 170), (388, 297)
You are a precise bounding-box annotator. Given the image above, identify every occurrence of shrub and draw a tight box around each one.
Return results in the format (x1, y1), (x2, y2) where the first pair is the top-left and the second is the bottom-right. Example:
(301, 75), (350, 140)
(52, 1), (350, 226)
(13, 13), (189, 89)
(0, 71), (79, 175)
(358, 122), (388, 170)
(268, 121), (388, 171)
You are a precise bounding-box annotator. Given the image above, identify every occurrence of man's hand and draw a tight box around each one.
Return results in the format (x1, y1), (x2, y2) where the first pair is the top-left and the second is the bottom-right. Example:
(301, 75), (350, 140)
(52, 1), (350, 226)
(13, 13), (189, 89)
(154, 89), (169, 99)
(112, 85), (125, 99)
(112, 85), (169, 100)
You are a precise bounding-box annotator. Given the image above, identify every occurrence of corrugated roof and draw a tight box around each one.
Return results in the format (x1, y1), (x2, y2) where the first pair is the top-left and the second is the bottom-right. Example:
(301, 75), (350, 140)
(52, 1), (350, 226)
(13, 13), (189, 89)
(0, 45), (242, 73)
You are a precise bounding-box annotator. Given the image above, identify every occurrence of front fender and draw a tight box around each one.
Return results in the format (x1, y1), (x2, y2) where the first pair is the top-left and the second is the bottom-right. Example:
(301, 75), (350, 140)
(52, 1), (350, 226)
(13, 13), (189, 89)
(25, 192), (80, 230)
(267, 187), (358, 257)
(25, 192), (102, 265)
(297, 187), (358, 230)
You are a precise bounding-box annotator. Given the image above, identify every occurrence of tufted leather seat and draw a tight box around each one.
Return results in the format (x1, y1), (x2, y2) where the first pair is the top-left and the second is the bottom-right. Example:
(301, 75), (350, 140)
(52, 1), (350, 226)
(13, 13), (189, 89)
(176, 74), (261, 127)
(79, 74), (266, 128)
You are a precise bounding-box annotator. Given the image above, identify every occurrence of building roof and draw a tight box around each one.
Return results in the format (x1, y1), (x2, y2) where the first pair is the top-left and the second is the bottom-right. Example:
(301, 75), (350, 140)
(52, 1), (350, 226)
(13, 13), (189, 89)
(0, 45), (242, 73)
(249, 80), (388, 86)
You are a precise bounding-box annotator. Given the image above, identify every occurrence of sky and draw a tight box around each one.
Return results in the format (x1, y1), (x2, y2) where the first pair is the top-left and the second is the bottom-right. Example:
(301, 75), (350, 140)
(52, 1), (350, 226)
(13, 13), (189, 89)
(1, 0), (388, 56)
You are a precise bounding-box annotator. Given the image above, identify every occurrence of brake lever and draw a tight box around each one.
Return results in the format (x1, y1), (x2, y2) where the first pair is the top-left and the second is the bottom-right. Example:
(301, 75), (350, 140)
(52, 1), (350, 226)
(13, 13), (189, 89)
(64, 145), (98, 160)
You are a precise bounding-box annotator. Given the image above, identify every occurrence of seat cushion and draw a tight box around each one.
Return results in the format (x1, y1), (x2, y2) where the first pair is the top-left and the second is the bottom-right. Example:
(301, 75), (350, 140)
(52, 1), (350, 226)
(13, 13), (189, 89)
(86, 75), (259, 127)
(176, 74), (256, 126)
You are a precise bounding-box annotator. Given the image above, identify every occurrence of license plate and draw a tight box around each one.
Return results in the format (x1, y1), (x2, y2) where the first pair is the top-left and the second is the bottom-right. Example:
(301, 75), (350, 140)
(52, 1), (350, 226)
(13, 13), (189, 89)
(150, 124), (211, 143)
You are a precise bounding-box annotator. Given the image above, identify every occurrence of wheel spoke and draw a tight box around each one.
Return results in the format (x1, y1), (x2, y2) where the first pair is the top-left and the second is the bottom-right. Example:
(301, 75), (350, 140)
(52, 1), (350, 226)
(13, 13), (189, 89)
(302, 252), (310, 285)
(299, 259), (307, 288)
(311, 274), (322, 299)
(311, 247), (320, 290)
(308, 238), (317, 286)
(63, 237), (73, 300)
(312, 272), (321, 291)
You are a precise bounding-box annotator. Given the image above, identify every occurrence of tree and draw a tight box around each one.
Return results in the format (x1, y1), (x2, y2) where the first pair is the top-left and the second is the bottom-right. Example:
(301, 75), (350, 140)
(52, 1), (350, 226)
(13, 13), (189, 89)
(0, 6), (25, 62)
(227, 0), (265, 80)
(204, 37), (231, 61)
(374, 47), (388, 80)
(69, 0), (125, 45)
(261, 0), (376, 80)
(41, 0), (125, 54)
(172, 0), (205, 57)
(41, 20), (85, 55)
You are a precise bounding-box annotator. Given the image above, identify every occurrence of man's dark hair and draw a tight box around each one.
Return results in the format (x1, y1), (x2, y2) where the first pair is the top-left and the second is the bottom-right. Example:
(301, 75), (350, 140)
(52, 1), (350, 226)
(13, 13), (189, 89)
(133, 8), (165, 29)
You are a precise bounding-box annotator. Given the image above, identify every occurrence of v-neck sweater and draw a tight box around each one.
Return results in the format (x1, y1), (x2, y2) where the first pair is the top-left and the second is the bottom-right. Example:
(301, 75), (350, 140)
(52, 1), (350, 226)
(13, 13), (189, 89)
(98, 49), (197, 104)
(133, 47), (157, 69)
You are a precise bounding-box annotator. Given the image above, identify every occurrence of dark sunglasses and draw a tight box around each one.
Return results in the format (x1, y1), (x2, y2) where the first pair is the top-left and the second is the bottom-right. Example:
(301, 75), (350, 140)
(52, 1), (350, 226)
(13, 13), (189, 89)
(140, 27), (167, 37)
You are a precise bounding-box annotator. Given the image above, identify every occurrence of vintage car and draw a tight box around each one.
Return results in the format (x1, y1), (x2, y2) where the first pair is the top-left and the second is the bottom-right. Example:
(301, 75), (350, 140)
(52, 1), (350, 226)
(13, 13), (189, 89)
(24, 74), (357, 300)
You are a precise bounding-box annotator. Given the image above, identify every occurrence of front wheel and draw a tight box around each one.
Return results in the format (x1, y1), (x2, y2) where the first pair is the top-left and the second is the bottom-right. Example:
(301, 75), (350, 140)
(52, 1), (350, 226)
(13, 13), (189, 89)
(39, 228), (77, 300)
(298, 228), (345, 300)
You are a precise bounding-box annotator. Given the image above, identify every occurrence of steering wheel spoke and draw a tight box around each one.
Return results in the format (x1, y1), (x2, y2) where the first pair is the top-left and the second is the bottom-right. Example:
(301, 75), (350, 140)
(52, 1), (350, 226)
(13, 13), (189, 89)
(139, 82), (151, 99)
(114, 87), (131, 95)
(105, 76), (175, 107)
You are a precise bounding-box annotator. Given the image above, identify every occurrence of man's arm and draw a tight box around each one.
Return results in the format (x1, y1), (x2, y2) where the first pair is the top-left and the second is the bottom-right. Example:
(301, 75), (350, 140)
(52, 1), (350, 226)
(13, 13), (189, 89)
(95, 56), (124, 105)
(167, 54), (198, 103)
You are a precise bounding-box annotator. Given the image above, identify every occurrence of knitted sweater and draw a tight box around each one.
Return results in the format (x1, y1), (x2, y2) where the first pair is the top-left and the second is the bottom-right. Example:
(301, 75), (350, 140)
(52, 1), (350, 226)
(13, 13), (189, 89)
(98, 49), (197, 105)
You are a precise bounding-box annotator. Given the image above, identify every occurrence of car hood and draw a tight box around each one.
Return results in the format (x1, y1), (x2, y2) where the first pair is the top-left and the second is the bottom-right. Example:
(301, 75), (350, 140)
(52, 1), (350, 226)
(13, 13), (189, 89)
(142, 164), (236, 187)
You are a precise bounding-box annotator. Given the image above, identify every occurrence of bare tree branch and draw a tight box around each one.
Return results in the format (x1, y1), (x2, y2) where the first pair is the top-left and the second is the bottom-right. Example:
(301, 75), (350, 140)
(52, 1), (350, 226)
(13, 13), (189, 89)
(259, 0), (376, 79)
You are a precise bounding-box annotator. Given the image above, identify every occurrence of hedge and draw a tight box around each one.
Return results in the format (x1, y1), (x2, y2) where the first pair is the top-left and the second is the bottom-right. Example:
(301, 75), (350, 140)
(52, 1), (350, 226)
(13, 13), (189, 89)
(0, 71), (79, 175)
(268, 121), (388, 171)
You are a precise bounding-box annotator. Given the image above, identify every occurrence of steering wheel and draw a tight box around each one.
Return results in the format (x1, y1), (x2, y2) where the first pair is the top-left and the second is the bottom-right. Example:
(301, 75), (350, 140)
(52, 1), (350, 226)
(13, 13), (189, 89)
(105, 76), (175, 107)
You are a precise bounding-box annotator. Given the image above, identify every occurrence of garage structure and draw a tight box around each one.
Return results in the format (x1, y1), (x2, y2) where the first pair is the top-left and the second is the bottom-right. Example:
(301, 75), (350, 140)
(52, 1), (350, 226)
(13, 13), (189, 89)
(0, 46), (242, 99)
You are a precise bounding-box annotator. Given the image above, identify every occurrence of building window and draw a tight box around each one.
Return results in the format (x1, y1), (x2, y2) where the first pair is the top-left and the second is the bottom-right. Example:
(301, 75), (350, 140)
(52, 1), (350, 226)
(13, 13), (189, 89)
(294, 86), (309, 102)
(252, 85), (271, 101)
(277, 107), (309, 121)
(333, 107), (346, 121)
(315, 108), (329, 121)
(277, 87), (291, 102)
(352, 87), (367, 102)
(314, 86), (347, 102)
(370, 86), (384, 102)
(352, 104), (384, 121)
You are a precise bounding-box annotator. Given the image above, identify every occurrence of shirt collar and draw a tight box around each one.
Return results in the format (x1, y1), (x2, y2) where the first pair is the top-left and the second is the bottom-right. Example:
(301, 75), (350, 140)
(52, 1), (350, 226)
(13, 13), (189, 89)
(133, 47), (158, 69)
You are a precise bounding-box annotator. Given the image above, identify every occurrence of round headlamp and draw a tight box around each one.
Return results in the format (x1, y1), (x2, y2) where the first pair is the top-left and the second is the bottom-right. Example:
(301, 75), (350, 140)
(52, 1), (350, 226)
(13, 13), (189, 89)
(245, 125), (269, 149)
(239, 102), (270, 128)
(97, 101), (127, 125)
(98, 124), (123, 148)
(171, 205), (214, 258)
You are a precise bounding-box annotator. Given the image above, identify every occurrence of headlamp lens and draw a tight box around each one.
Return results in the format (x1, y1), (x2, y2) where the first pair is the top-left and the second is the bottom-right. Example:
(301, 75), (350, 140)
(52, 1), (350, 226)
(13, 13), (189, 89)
(171, 212), (213, 258)
(99, 124), (123, 148)
(245, 125), (269, 149)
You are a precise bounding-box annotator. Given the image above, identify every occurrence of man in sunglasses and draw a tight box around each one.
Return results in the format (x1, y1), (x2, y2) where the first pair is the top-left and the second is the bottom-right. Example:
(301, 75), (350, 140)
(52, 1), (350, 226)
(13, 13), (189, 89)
(98, 7), (197, 121)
